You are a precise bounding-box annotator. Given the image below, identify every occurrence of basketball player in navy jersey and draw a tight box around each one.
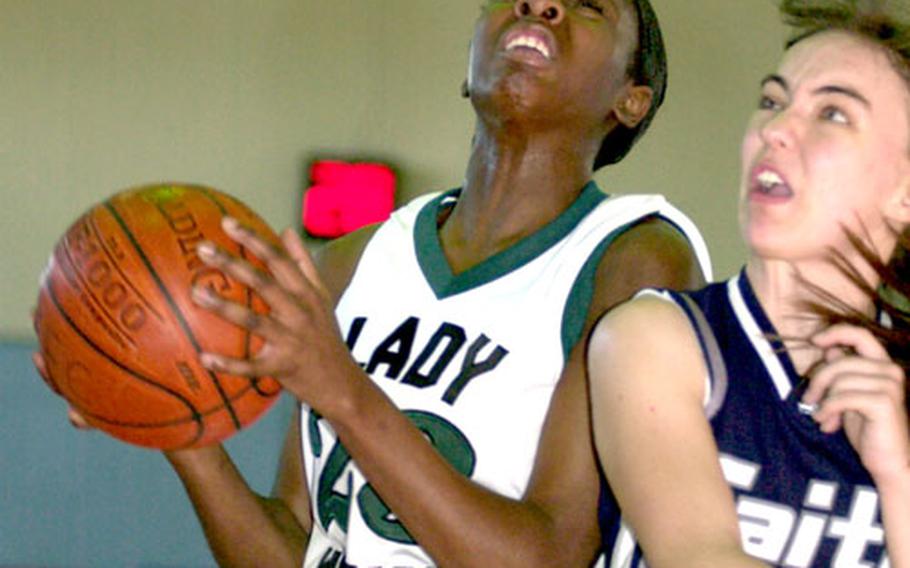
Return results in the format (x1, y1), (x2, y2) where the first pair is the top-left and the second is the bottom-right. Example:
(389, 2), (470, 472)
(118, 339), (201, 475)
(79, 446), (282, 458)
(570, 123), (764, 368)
(589, 1), (910, 566)
(36, 1), (710, 566)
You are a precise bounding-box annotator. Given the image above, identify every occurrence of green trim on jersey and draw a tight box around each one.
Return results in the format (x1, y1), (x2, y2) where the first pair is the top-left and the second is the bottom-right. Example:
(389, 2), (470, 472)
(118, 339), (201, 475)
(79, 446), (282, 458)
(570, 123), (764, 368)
(560, 216), (689, 358)
(414, 181), (606, 300)
(558, 220), (641, 359)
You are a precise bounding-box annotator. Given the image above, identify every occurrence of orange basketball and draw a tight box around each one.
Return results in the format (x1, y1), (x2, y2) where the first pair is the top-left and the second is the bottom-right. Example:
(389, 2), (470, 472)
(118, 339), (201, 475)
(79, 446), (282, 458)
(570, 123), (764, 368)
(34, 183), (282, 450)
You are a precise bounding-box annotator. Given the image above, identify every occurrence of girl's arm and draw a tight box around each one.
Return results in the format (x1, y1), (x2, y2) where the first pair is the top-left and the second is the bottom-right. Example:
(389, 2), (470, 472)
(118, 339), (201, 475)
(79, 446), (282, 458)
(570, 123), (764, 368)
(588, 295), (764, 567)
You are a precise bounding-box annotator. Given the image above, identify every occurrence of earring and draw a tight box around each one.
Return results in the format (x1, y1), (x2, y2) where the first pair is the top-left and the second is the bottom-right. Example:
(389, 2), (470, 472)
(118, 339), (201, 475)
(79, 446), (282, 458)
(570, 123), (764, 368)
(461, 81), (470, 99)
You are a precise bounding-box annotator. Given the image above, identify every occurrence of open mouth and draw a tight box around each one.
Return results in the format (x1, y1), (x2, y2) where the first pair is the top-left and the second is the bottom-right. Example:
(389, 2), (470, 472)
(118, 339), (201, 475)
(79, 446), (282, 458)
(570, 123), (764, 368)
(505, 34), (552, 59)
(753, 169), (793, 198)
(501, 26), (556, 63)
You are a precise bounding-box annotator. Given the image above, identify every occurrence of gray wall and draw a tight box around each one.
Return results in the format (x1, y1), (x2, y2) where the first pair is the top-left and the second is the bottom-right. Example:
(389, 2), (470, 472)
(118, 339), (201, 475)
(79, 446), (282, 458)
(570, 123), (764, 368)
(1, 0), (784, 340)
(1, 1), (784, 565)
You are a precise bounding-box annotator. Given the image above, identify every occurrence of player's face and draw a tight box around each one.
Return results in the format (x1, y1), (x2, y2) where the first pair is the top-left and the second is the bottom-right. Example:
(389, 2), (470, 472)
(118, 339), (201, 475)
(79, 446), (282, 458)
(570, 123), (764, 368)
(739, 31), (910, 262)
(466, 0), (638, 130)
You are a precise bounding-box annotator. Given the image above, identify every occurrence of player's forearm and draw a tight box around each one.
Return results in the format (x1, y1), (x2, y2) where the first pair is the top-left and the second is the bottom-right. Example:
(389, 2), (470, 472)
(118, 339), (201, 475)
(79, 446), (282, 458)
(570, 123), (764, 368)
(321, 378), (578, 568)
(165, 445), (306, 568)
(878, 467), (910, 567)
(646, 547), (765, 568)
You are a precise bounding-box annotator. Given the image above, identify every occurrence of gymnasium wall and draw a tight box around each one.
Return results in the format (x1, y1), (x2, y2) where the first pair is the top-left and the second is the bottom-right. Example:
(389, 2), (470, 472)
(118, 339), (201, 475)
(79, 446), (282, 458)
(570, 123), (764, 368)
(0, 1), (783, 566)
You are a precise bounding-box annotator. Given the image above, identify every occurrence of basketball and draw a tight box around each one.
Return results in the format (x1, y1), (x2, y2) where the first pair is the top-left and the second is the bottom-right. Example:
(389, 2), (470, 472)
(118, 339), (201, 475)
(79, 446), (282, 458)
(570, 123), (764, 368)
(34, 183), (283, 450)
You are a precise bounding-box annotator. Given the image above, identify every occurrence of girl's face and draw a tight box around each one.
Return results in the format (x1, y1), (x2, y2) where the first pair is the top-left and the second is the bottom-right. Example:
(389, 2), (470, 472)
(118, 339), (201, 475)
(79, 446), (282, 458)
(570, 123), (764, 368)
(467, 0), (637, 133)
(739, 30), (910, 262)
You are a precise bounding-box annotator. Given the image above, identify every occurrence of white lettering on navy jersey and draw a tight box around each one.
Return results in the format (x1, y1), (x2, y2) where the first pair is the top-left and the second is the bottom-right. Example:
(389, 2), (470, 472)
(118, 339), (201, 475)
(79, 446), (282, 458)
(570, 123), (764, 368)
(721, 454), (887, 567)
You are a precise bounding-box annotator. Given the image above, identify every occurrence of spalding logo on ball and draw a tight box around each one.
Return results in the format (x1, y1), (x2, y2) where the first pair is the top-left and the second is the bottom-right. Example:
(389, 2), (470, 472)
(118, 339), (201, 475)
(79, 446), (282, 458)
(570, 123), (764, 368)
(34, 183), (282, 450)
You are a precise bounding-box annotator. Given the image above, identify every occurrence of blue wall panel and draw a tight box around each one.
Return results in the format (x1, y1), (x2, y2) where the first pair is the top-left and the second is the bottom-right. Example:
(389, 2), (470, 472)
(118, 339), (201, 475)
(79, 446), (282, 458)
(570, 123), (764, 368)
(1, 341), (294, 568)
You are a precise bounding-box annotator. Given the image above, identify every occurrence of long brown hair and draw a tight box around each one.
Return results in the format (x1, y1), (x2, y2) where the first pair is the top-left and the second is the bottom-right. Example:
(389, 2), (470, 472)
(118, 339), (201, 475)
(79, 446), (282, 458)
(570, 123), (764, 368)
(801, 229), (910, 371)
(796, 233), (910, 420)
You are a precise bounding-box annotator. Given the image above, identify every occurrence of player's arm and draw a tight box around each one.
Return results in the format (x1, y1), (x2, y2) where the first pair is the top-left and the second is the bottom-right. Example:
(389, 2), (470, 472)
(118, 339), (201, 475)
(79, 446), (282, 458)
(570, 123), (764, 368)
(588, 296), (763, 567)
(875, 442), (910, 568)
(165, 414), (308, 567)
(879, 472), (910, 567)
(522, 217), (707, 563)
(165, 224), (379, 568)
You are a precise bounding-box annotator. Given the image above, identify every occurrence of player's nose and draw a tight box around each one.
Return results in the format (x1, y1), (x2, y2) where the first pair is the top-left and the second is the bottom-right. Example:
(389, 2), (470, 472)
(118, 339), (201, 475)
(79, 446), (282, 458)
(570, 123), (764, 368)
(514, 0), (565, 24)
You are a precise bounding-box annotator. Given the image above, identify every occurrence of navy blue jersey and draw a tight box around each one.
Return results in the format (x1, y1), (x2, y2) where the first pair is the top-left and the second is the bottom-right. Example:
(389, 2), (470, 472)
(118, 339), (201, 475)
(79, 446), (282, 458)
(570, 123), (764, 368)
(599, 270), (889, 568)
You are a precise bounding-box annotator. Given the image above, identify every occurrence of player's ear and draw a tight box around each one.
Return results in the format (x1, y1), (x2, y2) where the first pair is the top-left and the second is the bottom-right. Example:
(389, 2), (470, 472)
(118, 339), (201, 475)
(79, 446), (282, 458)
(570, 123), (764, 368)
(611, 84), (652, 129)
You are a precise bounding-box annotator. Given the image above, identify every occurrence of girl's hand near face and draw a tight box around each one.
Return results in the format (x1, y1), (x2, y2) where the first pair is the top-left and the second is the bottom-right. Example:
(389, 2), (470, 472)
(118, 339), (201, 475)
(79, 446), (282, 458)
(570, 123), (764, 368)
(803, 324), (910, 565)
(803, 324), (909, 484)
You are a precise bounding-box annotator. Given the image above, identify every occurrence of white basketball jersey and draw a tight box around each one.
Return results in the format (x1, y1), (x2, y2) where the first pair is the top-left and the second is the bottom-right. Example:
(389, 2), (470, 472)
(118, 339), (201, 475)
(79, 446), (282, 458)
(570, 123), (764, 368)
(301, 183), (712, 567)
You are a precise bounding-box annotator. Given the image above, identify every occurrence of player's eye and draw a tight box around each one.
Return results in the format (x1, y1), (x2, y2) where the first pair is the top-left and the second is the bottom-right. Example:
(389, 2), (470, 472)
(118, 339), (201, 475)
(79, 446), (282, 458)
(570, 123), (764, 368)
(578, 0), (606, 14)
(758, 94), (782, 112)
(819, 105), (849, 125)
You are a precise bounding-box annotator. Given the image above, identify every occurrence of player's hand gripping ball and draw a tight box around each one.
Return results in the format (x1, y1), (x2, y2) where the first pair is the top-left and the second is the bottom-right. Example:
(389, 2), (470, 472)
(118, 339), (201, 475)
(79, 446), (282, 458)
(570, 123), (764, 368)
(34, 183), (282, 449)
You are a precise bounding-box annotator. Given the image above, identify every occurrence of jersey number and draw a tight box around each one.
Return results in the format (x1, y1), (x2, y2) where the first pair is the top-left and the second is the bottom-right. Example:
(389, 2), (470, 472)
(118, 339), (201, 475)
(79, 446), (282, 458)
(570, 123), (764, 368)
(311, 409), (476, 544)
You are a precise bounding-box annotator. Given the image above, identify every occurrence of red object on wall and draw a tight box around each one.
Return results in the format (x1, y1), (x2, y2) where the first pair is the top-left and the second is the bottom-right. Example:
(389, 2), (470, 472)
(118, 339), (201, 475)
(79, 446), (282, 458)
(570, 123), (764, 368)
(302, 160), (396, 238)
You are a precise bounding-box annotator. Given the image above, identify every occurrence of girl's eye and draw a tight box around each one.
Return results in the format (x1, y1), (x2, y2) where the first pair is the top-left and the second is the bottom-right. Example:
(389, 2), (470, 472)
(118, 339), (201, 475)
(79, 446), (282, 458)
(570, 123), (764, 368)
(820, 105), (849, 125)
(758, 94), (781, 111)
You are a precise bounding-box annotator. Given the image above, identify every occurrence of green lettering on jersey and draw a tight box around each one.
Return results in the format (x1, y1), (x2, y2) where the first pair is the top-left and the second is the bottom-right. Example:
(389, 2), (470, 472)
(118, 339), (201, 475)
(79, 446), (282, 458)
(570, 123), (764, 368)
(308, 410), (323, 457)
(316, 440), (354, 532)
(312, 410), (476, 544)
(357, 410), (476, 543)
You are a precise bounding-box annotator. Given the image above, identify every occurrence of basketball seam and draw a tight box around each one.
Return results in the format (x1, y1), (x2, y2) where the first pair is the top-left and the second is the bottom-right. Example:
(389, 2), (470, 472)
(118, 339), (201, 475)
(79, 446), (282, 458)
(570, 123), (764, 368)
(103, 198), (243, 431)
(44, 271), (206, 445)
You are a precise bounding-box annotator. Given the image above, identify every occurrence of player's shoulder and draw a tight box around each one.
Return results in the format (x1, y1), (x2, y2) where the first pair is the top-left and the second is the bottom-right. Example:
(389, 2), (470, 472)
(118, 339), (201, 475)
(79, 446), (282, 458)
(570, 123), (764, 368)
(586, 216), (706, 318)
(591, 192), (711, 283)
(310, 190), (445, 303)
(588, 292), (705, 393)
(311, 223), (383, 304)
(608, 216), (698, 262)
(592, 292), (690, 346)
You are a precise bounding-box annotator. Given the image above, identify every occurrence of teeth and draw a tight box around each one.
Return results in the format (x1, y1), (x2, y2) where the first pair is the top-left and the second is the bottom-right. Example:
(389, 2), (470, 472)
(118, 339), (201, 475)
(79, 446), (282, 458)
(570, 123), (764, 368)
(757, 170), (784, 188)
(506, 35), (551, 59)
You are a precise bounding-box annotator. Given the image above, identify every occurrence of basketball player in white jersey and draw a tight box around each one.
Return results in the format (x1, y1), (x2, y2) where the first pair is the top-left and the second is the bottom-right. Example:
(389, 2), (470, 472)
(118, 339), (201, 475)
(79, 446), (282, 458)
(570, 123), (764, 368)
(37, 1), (710, 565)
(589, 1), (910, 566)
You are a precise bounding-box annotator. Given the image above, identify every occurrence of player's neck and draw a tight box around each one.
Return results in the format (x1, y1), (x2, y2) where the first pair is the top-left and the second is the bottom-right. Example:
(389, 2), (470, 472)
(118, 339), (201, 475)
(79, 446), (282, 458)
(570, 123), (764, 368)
(745, 258), (878, 374)
(471, 119), (593, 185)
(462, 127), (592, 220)
(438, 129), (594, 274)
